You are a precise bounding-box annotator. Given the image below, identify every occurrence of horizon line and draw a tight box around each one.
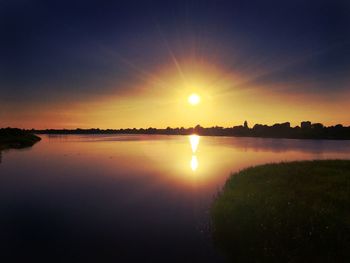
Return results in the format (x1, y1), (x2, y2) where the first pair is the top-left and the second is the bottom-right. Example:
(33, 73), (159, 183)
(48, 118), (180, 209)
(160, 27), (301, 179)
(3, 121), (349, 131)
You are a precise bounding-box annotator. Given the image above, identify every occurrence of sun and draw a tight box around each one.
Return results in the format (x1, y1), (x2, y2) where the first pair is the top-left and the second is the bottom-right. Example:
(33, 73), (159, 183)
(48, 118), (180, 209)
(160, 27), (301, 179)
(188, 93), (200, 105)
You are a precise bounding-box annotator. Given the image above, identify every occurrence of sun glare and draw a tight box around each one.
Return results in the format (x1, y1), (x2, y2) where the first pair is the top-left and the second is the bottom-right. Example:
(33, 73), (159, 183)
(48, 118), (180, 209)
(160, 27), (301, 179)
(188, 93), (200, 105)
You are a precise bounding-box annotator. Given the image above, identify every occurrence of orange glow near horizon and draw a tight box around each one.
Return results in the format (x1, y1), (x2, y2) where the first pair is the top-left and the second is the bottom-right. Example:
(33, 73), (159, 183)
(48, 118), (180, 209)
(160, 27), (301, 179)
(2, 58), (350, 129)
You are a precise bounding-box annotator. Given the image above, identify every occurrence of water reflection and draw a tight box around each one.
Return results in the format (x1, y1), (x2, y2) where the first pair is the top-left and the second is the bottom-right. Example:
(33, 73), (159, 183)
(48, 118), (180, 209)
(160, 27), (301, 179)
(190, 155), (198, 171)
(189, 134), (200, 153)
(189, 135), (200, 172)
(1, 135), (350, 262)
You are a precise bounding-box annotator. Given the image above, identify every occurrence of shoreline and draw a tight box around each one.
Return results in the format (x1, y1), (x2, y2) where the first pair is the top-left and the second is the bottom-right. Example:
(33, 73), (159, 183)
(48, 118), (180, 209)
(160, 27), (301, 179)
(0, 128), (41, 151)
(31, 121), (350, 140)
(35, 132), (350, 141)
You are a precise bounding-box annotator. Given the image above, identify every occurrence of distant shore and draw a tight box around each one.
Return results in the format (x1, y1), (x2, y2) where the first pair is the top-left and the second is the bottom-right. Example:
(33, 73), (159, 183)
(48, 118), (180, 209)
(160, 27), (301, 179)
(32, 121), (350, 140)
(0, 128), (41, 150)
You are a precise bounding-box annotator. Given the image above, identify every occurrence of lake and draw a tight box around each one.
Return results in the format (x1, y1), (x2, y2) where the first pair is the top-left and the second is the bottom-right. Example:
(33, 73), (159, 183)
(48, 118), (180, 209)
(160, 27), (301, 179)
(1, 135), (350, 262)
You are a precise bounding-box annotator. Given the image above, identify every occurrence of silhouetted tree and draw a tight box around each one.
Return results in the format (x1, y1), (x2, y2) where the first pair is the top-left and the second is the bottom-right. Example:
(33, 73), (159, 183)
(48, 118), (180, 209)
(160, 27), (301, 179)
(244, 120), (248, 129)
(312, 123), (324, 129)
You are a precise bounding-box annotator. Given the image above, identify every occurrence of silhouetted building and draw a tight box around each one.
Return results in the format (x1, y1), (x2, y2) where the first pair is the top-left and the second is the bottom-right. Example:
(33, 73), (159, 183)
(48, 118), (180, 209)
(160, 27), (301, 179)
(301, 121), (311, 129)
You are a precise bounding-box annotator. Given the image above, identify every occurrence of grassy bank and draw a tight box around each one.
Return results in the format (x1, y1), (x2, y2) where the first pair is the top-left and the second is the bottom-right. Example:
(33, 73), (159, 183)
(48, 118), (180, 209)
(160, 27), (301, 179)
(0, 128), (41, 150)
(211, 160), (350, 262)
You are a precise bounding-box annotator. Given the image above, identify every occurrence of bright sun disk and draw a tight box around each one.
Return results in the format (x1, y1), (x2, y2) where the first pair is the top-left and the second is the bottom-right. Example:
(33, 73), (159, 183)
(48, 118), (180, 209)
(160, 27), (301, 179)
(188, 93), (200, 105)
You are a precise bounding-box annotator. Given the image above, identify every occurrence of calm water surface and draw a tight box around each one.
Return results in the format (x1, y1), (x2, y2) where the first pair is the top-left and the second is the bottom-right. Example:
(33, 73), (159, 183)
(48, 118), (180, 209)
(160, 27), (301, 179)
(1, 135), (350, 262)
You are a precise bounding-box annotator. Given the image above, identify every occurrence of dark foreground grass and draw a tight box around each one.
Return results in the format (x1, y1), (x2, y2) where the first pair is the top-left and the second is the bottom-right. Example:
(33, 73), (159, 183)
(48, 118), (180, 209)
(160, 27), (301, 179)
(0, 128), (41, 150)
(211, 160), (350, 263)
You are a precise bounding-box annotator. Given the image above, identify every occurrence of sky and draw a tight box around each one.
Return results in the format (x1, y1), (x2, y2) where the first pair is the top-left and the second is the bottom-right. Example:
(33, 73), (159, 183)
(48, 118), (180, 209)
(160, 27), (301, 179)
(1, 0), (350, 129)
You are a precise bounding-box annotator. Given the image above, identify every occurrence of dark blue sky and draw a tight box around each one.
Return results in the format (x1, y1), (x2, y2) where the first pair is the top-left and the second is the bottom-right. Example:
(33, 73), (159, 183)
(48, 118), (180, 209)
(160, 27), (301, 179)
(1, 0), (350, 128)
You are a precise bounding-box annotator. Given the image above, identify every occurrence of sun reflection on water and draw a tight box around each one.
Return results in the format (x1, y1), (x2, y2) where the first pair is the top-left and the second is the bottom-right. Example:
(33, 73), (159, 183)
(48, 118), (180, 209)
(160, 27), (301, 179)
(189, 135), (200, 172)
(189, 134), (200, 153)
(190, 155), (198, 171)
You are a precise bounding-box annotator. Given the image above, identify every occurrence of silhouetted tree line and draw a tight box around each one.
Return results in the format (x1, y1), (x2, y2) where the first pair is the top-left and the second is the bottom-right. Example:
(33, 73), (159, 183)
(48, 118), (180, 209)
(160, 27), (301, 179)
(30, 121), (350, 140)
